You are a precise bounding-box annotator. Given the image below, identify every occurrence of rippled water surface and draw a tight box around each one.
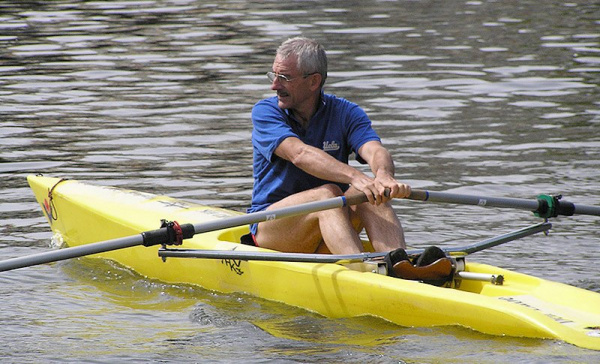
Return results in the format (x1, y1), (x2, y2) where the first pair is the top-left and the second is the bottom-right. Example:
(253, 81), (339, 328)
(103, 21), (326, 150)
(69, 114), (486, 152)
(1, 0), (599, 362)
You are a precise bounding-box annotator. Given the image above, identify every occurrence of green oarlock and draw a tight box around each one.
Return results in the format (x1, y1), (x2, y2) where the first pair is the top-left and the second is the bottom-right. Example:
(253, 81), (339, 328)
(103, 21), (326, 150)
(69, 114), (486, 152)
(535, 194), (576, 218)
(535, 194), (556, 218)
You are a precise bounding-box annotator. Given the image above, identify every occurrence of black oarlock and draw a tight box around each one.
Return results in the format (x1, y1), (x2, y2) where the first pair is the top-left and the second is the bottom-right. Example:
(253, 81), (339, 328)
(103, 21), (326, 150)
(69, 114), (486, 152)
(141, 220), (195, 247)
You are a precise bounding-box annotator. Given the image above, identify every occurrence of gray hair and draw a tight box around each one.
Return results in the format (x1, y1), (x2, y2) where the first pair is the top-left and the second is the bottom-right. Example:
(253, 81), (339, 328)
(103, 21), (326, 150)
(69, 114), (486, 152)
(277, 37), (328, 88)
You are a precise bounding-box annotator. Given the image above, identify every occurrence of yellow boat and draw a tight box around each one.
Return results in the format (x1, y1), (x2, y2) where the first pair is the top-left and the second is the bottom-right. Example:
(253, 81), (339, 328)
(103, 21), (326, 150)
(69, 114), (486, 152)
(15, 175), (600, 350)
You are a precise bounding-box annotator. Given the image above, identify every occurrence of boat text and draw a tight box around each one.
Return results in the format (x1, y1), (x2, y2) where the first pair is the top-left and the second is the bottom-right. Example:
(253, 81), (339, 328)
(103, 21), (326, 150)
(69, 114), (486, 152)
(499, 296), (575, 325)
(222, 259), (244, 275)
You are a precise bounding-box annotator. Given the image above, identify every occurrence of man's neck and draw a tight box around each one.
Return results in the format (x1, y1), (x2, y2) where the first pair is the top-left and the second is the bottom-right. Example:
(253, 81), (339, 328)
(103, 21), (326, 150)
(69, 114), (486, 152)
(291, 92), (322, 128)
(291, 110), (312, 128)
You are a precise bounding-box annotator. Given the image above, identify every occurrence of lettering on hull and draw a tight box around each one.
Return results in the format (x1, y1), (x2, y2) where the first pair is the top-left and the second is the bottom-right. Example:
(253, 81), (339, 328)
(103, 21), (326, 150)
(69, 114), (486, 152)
(499, 296), (575, 325)
(222, 259), (244, 275)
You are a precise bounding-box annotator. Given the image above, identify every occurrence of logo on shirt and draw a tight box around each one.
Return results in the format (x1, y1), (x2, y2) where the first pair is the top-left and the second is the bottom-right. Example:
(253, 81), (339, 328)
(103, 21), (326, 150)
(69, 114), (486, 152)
(322, 141), (340, 152)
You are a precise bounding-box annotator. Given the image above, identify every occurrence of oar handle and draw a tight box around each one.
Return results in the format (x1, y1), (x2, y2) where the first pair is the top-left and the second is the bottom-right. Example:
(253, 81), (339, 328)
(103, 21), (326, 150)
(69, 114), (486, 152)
(344, 188), (392, 206)
(345, 192), (369, 206)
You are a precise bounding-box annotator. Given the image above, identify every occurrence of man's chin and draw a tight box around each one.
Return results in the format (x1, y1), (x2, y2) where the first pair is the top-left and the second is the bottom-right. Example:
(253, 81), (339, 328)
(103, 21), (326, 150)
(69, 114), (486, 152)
(277, 98), (290, 109)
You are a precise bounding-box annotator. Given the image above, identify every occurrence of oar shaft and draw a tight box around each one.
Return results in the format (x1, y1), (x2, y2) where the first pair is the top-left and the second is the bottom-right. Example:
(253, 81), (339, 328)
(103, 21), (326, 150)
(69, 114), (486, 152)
(1, 192), (370, 272)
(0, 235), (143, 272)
(191, 193), (368, 234)
(409, 190), (540, 210)
(408, 189), (600, 217)
(574, 204), (600, 216)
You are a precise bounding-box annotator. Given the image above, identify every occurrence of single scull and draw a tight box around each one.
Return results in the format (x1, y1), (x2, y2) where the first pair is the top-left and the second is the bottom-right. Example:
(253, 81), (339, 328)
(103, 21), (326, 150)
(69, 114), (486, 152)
(2, 175), (600, 350)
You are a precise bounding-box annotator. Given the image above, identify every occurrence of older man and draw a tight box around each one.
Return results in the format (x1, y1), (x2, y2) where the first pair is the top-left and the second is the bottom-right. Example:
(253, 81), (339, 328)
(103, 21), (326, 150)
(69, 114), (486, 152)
(248, 37), (411, 257)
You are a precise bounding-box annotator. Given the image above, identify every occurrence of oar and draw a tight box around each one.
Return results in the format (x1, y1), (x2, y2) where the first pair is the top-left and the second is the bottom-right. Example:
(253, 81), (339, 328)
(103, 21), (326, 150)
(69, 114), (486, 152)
(407, 189), (600, 218)
(0, 193), (369, 273)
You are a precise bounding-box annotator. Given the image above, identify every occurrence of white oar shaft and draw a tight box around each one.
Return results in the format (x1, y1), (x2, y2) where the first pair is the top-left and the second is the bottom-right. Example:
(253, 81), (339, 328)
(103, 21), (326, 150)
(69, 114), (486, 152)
(574, 204), (600, 216)
(410, 190), (539, 210)
(408, 189), (600, 217)
(0, 193), (369, 272)
(191, 193), (367, 234)
(0, 235), (142, 272)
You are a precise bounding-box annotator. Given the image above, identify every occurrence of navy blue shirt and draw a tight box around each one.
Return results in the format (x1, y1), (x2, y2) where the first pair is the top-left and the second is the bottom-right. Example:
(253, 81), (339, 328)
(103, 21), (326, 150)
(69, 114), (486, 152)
(248, 93), (380, 232)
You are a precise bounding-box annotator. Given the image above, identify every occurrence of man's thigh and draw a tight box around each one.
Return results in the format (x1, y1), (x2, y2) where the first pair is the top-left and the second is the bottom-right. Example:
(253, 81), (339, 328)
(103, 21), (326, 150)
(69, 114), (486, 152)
(254, 187), (334, 253)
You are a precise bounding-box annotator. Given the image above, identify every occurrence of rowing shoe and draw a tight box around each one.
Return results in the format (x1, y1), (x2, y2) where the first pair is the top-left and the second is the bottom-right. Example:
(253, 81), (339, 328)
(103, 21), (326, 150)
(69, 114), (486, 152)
(392, 258), (453, 282)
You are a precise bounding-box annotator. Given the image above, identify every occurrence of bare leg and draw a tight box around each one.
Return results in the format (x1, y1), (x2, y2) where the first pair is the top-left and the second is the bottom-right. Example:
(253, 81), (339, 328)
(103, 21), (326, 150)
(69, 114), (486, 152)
(255, 184), (364, 254)
(346, 186), (406, 251)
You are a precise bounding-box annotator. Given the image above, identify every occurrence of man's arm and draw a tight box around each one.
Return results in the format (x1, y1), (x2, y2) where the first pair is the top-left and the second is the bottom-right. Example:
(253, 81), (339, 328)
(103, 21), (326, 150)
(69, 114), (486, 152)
(274, 137), (388, 203)
(357, 140), (411, 201)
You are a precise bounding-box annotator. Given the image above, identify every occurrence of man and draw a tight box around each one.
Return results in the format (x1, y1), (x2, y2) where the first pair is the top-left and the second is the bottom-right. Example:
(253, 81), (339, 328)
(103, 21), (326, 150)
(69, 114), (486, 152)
(247, 37), (411, 257)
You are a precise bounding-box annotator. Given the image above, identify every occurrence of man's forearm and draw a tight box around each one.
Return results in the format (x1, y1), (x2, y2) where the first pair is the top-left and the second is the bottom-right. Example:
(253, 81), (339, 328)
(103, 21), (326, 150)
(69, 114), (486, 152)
(291, 144), (363, 184)
(369, 147), (396, 179)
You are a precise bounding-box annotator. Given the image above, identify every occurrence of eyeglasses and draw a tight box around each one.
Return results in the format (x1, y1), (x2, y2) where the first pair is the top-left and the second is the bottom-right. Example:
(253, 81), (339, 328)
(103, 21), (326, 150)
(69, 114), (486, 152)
(267, 71), (318, 83)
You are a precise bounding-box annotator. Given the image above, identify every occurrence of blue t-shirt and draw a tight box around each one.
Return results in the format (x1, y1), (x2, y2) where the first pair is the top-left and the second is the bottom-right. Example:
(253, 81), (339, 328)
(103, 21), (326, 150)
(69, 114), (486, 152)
(248, 93), (380, 230)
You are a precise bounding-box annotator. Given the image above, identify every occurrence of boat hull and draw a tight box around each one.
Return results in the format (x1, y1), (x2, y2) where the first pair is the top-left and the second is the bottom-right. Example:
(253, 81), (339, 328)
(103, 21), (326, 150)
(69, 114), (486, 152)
(28, 175), (600, 350)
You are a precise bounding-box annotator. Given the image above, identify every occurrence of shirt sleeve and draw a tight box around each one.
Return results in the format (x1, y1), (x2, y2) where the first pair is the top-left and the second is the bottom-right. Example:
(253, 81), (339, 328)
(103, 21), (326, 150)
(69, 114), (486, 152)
(251, 99), (297, 162)
(343, 102), (381, 163)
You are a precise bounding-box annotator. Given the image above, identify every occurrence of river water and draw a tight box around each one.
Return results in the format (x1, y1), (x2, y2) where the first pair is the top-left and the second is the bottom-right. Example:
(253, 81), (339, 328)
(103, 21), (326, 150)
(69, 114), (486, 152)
(1, 0), (599, 362)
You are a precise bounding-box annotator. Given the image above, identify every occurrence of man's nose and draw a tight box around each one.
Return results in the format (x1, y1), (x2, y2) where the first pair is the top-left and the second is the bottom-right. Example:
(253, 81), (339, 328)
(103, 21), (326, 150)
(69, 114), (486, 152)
(271, 78), (282, 90)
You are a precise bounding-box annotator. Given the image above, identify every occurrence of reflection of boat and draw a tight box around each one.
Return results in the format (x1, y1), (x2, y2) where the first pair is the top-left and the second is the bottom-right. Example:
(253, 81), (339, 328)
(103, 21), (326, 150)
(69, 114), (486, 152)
(25, 175), (600, 351)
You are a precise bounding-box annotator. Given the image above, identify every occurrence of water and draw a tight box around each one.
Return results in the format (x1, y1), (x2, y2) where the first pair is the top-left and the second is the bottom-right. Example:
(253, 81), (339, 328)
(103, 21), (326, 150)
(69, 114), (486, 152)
(1, 0), (599, 362)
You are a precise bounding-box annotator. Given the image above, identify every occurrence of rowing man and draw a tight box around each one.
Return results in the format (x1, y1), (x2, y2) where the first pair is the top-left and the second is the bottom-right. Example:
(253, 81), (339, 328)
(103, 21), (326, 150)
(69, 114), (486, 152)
(247, 36), (411, 260)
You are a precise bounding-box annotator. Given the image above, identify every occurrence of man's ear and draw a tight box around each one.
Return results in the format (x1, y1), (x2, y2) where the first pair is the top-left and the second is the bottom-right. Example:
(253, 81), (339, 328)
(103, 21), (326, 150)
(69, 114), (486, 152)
(309, 73), (323, 92)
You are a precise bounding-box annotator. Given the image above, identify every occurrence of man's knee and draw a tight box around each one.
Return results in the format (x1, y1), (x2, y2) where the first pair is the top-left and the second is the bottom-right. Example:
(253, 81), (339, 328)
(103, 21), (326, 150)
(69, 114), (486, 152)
(314, 184), (344, 199)
(357, 199), (393, 214)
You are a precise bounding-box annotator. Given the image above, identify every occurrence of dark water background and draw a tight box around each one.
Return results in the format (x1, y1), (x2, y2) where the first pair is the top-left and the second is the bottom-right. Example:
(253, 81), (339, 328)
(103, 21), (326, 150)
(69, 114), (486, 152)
(1, 0), (599, 362)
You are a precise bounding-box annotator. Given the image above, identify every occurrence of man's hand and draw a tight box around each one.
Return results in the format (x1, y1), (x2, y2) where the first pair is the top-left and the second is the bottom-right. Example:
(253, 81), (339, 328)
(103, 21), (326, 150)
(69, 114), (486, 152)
(349, 172), (411, 205)
(374, 172), (411, 204)
(355, 140), (411, 204)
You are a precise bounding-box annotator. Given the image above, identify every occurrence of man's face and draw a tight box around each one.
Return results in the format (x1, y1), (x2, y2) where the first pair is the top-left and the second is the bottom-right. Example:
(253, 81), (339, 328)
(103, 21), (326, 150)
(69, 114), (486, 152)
(271, 54), (314, 112)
